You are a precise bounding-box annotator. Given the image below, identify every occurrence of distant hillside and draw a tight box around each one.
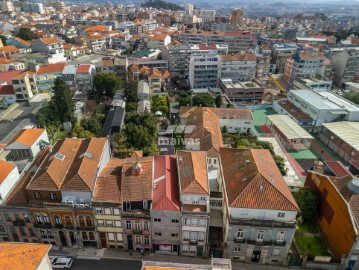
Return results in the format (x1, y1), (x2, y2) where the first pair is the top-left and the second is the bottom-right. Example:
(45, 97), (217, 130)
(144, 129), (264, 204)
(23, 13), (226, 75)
(141, 0), (184, 11)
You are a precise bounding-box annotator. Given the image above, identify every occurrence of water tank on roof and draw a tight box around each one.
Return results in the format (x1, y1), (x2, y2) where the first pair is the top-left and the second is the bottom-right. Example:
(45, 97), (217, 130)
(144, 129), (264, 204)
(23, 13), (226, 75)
(347, 178), (359, 193)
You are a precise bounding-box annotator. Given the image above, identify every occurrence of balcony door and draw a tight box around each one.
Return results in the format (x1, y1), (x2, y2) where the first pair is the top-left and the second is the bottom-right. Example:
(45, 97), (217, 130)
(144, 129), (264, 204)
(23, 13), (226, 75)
(252, 249), (261, 263)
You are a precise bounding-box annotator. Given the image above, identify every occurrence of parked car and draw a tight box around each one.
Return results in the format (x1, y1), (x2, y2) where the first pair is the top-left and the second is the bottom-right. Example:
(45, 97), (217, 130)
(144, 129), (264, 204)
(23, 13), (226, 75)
(49, 256), (73, 269)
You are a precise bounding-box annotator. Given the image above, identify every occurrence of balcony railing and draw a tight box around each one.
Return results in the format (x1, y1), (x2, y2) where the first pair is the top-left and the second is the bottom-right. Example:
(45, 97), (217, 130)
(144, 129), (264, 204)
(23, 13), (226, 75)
(274, 240), (287, 246)
(247, 239), (273, 246)
(133, 228), (142, 234)
(77, 226), (95, 231)
(234, 238), (245, 243)
(12, 219), (25, 226)
(54, 224), (64, 229)
(230, 218), (296, 228)
(190, 239), (197, 245)
(34, 223), (52, 228)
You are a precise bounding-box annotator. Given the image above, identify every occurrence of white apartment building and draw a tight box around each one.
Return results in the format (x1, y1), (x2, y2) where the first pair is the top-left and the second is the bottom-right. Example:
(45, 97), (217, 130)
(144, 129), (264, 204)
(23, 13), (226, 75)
(189, 53), (220, 90)
(11, 71), (38, 101)
(219, 53), (257, 81)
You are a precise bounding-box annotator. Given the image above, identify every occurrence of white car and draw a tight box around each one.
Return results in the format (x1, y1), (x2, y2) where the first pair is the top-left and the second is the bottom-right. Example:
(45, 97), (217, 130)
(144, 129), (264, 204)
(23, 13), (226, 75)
(49, 256), (73, 269)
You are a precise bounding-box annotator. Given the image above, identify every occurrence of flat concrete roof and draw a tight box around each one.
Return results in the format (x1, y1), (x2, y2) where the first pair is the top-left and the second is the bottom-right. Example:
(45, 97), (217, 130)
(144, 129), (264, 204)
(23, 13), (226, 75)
(267, 115), (313, 140)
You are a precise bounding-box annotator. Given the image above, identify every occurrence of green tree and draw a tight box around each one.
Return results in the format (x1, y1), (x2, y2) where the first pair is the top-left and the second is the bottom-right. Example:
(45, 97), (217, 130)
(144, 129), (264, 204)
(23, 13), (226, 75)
(93, 72), (122, 100)
(80, 118), (102, 136)
(71, 122), (94, 138)
(343, 92), (359, 105)
(112, 132), (135, 158)
(124, 78), (138, 103)
(294, 187), (319, 224)
(227, 104), (235, 108)
(151, 95), (168, 115)
(17, 27), (34, 41)
(274, 155), (287, 176)
(222, 125), (228, 134)
(192, 93), (215, 107)
(37, 103), (60, 128)
(51, 77), (75, 123)
(215, 95), (222, 108)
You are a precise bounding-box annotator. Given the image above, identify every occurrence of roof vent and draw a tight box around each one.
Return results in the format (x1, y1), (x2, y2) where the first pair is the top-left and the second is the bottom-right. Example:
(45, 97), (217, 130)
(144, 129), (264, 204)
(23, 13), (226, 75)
(259, 184), (264, 191)
(347, 178), (359, 193)
(132, 159), (143, 176)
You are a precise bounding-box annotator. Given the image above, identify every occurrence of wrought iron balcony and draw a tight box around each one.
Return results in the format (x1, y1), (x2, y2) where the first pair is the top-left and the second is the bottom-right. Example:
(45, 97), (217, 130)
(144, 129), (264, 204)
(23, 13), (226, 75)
(34, 223), (52, 228)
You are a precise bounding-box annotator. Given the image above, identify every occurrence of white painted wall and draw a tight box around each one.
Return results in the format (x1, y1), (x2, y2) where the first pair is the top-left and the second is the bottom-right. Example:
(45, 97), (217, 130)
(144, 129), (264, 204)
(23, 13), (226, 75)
(61, 191), (92, 204)
(0, 165), (20, 200)
(180, 194), (209, 205)
(230, 207), (297, 222)
(36, 254), (52, 270)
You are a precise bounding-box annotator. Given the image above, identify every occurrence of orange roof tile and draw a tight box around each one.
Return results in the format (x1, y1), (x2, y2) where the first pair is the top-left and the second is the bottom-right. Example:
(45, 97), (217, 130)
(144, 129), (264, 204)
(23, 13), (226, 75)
(219, 53), (256, 61)
(0, 242), (51, 270)
(148, 34), (168, 40)
(86, 34), (105, 40)
(40, 37), (60, 44)
(220, 148), (299, 211)
(93, 158), (123, 203)
(77, 64), (91, 73)
(0, 160), (16, 185)
(0, 45), (19, 53)
(0, 70), (23, 83)
(84, 25), (108, 32)
(7, 128), (45, 147)
(0, 58), (16, 64)
(121, 156), (153, 202)
(36, 62), (66, 75)
(177, 151), (209, 196)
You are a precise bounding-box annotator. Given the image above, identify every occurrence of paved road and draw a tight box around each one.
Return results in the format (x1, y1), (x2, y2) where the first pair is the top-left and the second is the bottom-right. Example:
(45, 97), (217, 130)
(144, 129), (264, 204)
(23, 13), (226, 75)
(72, 258), (142, 270)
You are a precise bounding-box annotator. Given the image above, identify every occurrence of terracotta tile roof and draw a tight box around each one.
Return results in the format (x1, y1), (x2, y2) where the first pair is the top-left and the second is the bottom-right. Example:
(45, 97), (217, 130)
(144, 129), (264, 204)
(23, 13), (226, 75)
(27, 138), (108, 192)
(0, 57), (16, 64)
(326, 161), (352, 179)
(40, 37), (60, 44)
(84, 25), (108, 32)
(121, 156), (153, 202)
(129, 64), (139, 73)
(152, 155), (180, 211)
(0, 160), (16, 185)
(0, 242), (51, 270)
(184, 107), (223, 154)
(0, 45), (19, 53)
(148, 34), (168, 40)
(220, 148), (299, 211)
(131, 150), (143, 158)
(0, 144), (5, 152)
(182, 204), (207, 213)
(77, 64), (91, 74)
(7, 128), (45, 147)
(93, 158), (123, 203)
(0, 84), (14, 95)
(177, 151), (209, 196)
(100, 58), (114, 67)
(11, 71), (35, 80)
(198, 44), (217, 50)
(15, 37), (31, 46)
(0, 70), (22, 83)
(180, 106), (253, 121)
(63, 43), (74, 50)
(86, 34), (105, 40)
(219, 53), (256, 61)
(36, 62), (66, 75)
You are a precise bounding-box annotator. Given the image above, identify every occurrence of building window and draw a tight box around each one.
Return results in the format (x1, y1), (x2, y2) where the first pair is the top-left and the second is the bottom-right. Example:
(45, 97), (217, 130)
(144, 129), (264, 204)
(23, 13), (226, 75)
(40, 230), (46, 237)
(200, 197), (206, 201)
(89, 232), (95, 240)
(182, 245), (189, 252)
(183, 232), (189, 240)
(236, 229), (244, 239)
(257, 230), (265, 241)
(49, 193), (56, 200)
(199, 233), (205, 241)
(234, 245), (241, 252)
(14, 213), (20, 221)
(144, 236), (149, 244)
(19, 227), (26, 236)
(47, 230), (53, 238)
(277, 232), (286, 242)
(98, 220), (104, 226)
(108, 233), (114, 241)
(78, 216), (85, 227)
(125, 202), (131, 210)
(114, 221), (121, 227)
(5, 213), (11, 222)
(273, 247), (282, 256)
(104, 208), (111, 215)
(154, 218), (161, 222)
(191, 219), (197, 226)
(126, 221), (132, 229)
(134, 221), (141, 231)
(0, 225), (5, 233)
(64, 215), (72, 225)
(82, 232), (88, 240)
(86, 216), (93, 227)
(116, 233), (123, 242)
(42, 214), (49, 224)
(277, 212), (285, 218)
(155, 233), (162, 237)
(200, 219), (206, 227)
(184, 218), (189, 225)
(28, 228), (35, 236)
(113, 209), (120, 215)
(190, 245), (196, 253)
(34, 192), (41, 200)
(35, 213), (43, 224)
(95, 208), (102, 214)
(172, 234), (178, 238)
(106, 220), (113, 227)
(135, 236), (141, 244)
(53, 215), (61, 225)
(144, 221), (149, 231)
(171, 219), (179, 223)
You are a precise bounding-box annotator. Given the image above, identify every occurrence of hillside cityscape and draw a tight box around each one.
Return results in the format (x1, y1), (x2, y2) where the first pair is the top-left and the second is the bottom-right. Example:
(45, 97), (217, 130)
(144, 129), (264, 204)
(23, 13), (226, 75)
(0, 0), (359, 270)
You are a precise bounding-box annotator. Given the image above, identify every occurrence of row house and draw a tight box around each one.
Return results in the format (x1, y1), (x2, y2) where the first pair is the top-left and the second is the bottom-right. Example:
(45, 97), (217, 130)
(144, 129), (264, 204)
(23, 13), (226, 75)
(92, 159), (124, 250)
(63, 43), (87, 60)
(122, 156), (153, 251)
(0, 58), (25, 72)
(0, 85), (16, 108)
(129, 64), (171, 92)
(220, 148), (299, 265)
(0, 45), (19, 58)
(31, 37), (67, 64)
(6, 37), (32, 53)
(151, 155), (181, 255)
(35, 62), (66, 93)
(62, 64), (77, 92)
(147, 34), (171, 50)
(11, 71), (38, 101)
(24, 137), (110, 248)
(110, 33), (131, 50)
(177, 151), (210, 257)
(76, 64), (96, 94)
